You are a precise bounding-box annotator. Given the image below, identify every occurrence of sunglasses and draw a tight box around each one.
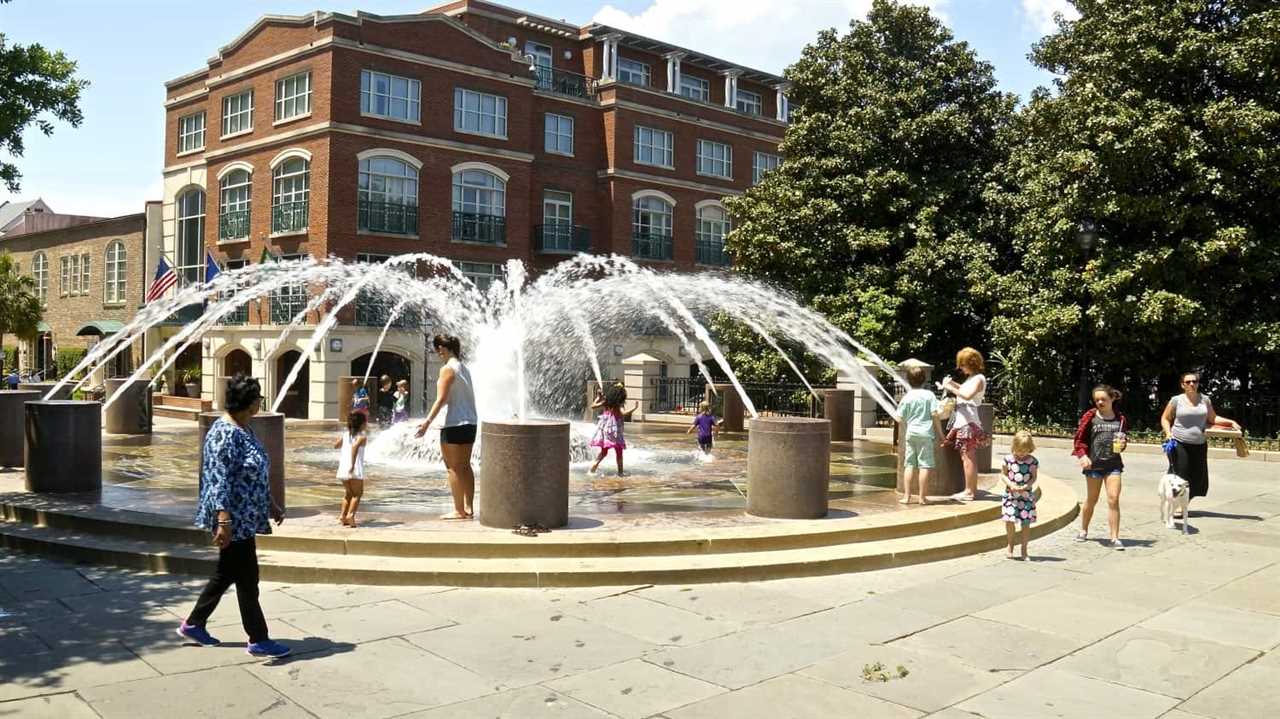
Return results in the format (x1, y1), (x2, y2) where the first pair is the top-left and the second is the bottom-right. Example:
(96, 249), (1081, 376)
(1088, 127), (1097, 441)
(1182, 379), (1199, 385)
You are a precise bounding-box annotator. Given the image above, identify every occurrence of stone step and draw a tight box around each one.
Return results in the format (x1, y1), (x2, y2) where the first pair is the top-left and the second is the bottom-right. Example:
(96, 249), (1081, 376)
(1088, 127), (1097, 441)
(153, 405), (201, 421)
(0, 479), (1079, 587)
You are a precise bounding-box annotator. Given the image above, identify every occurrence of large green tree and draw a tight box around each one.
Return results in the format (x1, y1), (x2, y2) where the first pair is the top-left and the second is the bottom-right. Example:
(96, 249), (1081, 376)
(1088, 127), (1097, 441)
(0, 252), (41, 368)
(722, 0), (1016, 379)
(988, 0), (1280, 419)
(0, 0), (88, 192)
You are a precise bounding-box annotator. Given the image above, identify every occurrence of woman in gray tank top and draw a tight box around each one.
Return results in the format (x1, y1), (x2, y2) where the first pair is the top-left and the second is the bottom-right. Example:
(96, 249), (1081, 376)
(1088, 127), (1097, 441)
(1160, 371), (1241, 507)
(416, 335), (478, 520)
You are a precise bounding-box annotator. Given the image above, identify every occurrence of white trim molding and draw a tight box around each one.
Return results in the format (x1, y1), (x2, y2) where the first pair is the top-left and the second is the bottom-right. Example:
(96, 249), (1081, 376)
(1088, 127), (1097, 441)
(601, 168), (742, 197)
(356, 148), (423, 170)
(694, 198), (727, 212)
(450, 161), (510, 182)
(215, 161), (255, 180)
(269, 148), (313, 169)
(631, 189), (678, 206)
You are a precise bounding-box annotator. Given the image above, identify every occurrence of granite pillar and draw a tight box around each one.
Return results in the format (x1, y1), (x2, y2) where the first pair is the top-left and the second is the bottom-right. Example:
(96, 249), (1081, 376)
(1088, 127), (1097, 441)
(747, 417), (831, 519)
(896, 417), (965, 497)
(104, 378), (152, 435)
(478, 419), (570, 529)
(198, 411), (286, 512)
(24, 401), (101, 493)
(977, 403), (996, 473)
(20, 382), (71, 401)
(0, 390), (41, 467)
(823, 389), (854, 441)
(708, 383), (745, 432)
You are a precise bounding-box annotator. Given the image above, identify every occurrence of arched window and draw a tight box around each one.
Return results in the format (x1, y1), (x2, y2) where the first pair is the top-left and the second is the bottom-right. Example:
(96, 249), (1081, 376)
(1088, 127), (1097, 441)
(176, 189), (205, 287)
(31, 252), (48, 303)
(695, 204), (730, 266)
(271, 157), (309, 234)
(451, 169), (506, 244)
(358, 156), (419, 235)
(632, 195), (673, 260)
(218, 168), (252, 241)
(104, 241), (127, 304)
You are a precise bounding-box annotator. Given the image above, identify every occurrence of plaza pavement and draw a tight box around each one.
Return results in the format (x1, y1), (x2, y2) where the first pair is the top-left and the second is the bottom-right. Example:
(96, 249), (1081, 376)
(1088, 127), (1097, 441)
(1, 442), (1278, 718)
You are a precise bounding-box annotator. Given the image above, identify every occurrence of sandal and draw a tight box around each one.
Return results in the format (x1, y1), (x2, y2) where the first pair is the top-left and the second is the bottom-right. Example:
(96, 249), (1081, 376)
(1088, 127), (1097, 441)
(531, 523), (551, 534)
(511, 525), (540, 537)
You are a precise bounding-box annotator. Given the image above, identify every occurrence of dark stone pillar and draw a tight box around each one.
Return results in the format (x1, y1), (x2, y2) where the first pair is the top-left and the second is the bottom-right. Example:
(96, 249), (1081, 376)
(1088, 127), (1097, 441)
(25, 401), (101, 492)
(104, 378), (153, 435)
(0, 391), (41, 467)
(20, 382), (71, 401)
(977, 403), (996, 473)
(823, 389), (854, 441)
(747, 417), (831, 519)
(478, 419), (570, 529)
(896, 417), (965, 497)
(198, 410), (287, 512)
(708, 383), (745, 432)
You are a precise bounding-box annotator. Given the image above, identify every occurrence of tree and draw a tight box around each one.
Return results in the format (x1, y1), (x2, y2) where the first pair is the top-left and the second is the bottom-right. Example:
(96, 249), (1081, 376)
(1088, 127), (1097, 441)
(0, 0), (89, 192)
(722, 0), (1016, 378)
(0, 252), (41, 370)
(987, 0), (1280, 420)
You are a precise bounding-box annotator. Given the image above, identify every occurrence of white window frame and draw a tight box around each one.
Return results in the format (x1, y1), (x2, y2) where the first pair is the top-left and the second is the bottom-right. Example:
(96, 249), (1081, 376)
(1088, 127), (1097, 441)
(634, 125), (674, 169)
(697, 205), (730, 244)
(617, 57), (650, 86)
(32, 252), (47, 304)
(736, 88), (763, 115)
(543, 190), (573, 226)
(697, 139), (733, 179)
(218, 169), (252, 242)
(679, 74), (710, 102)
(274, 71), (312, 122)
(176, 189), (206, 288)
(221, 90), (253, 137)
(104, 241), (126, 305)
(633, 195), (674, 236)
(753, 151), (781, 184)
(59, 256), (70, 297)
(360, 69), (422, 124)
(458, 261), (500, 292)
(451, 169), (507, 217)
(177, 111), (206, 153)
(453, 88), (508, 139)
(544, 113), (574, 156)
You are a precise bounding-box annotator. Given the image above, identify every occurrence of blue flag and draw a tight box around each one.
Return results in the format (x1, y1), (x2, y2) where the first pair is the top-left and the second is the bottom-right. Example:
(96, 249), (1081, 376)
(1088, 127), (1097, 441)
(205, 252), (220, 284)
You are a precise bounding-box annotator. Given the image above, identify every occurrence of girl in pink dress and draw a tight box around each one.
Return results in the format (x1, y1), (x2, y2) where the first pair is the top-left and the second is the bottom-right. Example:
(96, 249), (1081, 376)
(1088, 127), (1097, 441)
(589, 383), (636, 476)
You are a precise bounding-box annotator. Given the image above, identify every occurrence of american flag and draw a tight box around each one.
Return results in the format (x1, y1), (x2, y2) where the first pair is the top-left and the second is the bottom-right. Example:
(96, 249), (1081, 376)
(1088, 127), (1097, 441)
(145, 257), (177, 303)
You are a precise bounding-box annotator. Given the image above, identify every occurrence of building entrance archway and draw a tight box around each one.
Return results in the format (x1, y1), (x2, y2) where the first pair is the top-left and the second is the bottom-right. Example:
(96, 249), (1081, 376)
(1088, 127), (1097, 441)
(275, 350), (309, 419)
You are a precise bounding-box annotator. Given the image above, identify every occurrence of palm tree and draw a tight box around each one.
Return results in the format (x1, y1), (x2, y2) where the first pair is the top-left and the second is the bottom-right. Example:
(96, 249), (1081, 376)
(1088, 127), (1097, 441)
(0, 252), (42, 373)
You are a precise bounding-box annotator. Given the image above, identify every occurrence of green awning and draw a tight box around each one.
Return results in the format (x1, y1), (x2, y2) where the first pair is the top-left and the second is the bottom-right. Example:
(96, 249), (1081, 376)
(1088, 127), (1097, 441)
(36, 321), (51, 333)
(75, 320), (125, 337)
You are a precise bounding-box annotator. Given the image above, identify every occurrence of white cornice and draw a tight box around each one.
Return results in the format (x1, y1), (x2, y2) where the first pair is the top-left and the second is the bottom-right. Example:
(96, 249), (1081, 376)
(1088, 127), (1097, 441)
(603, 98), (783, 144)
(600, 168), (741, 197)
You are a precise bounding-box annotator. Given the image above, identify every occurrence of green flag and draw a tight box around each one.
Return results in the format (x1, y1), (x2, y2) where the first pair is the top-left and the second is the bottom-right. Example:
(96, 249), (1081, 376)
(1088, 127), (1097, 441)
(259, 247), (277, 264)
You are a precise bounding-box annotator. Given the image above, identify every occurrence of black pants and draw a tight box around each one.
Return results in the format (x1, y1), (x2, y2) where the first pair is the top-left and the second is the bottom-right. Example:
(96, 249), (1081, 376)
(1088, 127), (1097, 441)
(186, 537), (269, 643)
(1170, 441), (1210, 499)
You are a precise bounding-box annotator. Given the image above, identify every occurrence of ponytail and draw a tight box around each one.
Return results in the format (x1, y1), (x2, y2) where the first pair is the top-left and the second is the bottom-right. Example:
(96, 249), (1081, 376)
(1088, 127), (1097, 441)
(1091, 384), (1122, 404)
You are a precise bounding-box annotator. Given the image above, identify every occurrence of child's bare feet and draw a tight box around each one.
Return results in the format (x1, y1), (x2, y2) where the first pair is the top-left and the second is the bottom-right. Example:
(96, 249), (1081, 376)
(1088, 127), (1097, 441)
(917, 496), (929, 506)
(898, 496), (911, 505)
(440, 511), (468, 520)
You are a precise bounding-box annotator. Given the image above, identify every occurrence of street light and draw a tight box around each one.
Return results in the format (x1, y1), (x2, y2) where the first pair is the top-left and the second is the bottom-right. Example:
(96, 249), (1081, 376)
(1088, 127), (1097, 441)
(1076, 220), (1099, 412)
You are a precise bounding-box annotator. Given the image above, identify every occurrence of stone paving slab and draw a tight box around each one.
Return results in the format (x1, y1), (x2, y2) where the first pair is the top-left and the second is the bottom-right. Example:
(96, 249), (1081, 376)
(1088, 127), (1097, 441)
(0, 645), (160, 702)
(562, 593), (742, 647)
(631, 583), (830, 626)
(544, 658), (725, 719)
(1140, 601), (1280, 651)
(955, 667), (1179, 719)
(79, 665), (310, 718)
(891, 616), (1084, 672)
(0, 692), (102, 718)
(663, 674), (921, 719)
(401, 686), (615, 718)
(279, 599), (453, 643)
(1052, 626), (1257, 699)
(974, 589), (1156, 643)
(1179, 663), (1280, 719)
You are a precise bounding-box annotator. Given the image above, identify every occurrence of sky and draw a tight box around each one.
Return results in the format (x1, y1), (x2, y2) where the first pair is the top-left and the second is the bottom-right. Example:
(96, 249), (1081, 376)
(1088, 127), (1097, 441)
(0, 0), (1079, 218)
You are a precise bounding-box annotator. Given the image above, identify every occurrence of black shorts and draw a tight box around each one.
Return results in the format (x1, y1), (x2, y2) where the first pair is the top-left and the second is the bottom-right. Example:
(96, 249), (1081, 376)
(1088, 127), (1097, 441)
(440, 423), (477, 445)
(698, 437), (713, 450)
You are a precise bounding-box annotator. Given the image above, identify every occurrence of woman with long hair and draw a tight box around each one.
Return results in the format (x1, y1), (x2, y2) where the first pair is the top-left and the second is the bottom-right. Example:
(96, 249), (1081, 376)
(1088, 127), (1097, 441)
(1072, 385), (1129, 550)
(942, 347), (990, 501)
(416, 335), (478, 519)
(1161, 371), (1241, 512)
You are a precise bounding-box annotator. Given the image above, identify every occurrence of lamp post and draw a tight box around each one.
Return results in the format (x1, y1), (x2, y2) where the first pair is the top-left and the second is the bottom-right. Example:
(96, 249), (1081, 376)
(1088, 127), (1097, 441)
(1076, 220), (1098, 413)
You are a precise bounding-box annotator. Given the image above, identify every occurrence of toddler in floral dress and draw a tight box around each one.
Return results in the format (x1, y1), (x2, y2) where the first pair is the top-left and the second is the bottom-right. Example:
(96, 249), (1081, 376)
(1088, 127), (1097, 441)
(590, 383), (636, 476)
(1002, 431), (1039, 560)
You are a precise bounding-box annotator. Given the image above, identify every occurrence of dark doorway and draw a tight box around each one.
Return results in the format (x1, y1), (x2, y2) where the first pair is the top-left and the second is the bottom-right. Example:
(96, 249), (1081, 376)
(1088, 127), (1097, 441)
(34, 334), (52, 379)
(351, 352), (411, 421)
(224, 349), (251, 377)
(275, 350), (309, 419)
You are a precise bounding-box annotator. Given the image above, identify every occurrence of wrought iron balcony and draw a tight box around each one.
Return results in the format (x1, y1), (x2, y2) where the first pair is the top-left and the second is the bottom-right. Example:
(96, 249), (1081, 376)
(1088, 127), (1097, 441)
(218, 209), (250, 242)
(451, 211), (506, 245)
(534, 223), (590, 254)
(354, 291), (420, 328)
(271, 200), (309, 234)
(696, 239), (730, 266)
(534, 67), (598, 99)
(358, 199), (418, 236)
(632, 231), (674, 261)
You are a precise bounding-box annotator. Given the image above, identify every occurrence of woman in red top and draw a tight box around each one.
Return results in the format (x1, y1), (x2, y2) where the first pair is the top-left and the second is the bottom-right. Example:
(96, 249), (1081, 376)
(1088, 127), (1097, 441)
(1071, 385), (1129, 550)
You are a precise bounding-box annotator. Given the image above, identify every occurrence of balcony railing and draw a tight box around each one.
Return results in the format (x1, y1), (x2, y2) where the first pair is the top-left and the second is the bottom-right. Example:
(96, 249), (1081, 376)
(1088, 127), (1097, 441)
(354, 291), (419, 328)
(220, 301), (249, 325)
(218, 209), (250, 242)
(358, 199), (418, 236)
(270, 290), (307, 325)
(696, 239), (730, 266)
(271, 200), (309, 234)
(632, 231), (674, 261)
(534, 223), (590, 254)
(452, 211), (506, 245)
(534, 67), (598, 99)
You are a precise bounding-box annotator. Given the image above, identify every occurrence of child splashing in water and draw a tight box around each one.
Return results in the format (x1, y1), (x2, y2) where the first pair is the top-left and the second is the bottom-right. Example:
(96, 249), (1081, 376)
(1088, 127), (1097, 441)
(333, 412), (368, 527)
(590, 383), (636, 476)
(686, 401), (720, 456)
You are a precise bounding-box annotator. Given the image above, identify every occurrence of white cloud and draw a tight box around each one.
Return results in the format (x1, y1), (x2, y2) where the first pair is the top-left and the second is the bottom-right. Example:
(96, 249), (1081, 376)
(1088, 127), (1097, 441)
(592, 0), (950, 76)
(1021, 0), (1079, 35)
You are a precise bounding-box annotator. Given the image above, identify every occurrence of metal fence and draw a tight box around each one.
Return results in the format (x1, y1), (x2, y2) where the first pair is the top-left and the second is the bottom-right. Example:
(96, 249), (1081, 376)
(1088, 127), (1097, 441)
(738, 382), (825, 418)
(646, 376), (707, 414)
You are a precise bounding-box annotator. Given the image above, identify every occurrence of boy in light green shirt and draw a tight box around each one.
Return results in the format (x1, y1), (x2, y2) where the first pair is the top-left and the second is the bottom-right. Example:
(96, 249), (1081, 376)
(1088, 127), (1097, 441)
(897, 365), (940, 505)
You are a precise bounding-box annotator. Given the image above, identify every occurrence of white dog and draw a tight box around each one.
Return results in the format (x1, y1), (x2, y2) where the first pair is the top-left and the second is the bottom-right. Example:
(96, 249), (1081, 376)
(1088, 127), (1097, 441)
(1158, 473), (1191, 534)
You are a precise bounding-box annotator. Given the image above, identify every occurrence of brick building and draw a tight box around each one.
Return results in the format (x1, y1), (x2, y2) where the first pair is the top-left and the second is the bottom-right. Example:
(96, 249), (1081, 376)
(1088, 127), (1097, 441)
(160, 0), (788, 419)
(0, 206), (160, 382)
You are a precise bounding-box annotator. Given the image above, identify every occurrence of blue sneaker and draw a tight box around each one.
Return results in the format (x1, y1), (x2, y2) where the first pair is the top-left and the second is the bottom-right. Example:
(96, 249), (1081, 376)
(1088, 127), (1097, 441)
(246, 639), (291, 658)
(177, 623), (221, 646)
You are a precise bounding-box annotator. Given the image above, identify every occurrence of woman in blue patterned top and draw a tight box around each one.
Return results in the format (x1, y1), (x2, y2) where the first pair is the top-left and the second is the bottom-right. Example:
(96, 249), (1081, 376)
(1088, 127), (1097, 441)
(177, 375), (291, 658)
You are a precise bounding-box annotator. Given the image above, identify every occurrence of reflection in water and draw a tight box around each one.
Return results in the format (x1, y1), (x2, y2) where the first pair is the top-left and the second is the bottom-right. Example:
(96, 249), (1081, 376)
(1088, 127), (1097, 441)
(101, 423), (901, 525)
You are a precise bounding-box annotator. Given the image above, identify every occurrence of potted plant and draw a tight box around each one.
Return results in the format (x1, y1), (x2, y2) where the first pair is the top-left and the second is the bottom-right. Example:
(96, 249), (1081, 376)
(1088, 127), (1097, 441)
(180, 368), (201, 399)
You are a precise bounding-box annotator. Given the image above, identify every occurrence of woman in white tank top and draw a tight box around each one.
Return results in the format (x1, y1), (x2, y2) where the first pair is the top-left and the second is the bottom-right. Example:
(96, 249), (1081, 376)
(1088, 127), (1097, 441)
(333, 412), (368, 527)
(415, 335), (477, 520)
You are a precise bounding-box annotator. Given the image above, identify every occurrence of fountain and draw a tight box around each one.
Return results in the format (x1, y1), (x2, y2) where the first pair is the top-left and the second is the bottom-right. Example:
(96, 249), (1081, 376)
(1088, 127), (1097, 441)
(0, 390), (41, 467)
(25, 400), (102, 493)
(37, 252), (906, 523)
